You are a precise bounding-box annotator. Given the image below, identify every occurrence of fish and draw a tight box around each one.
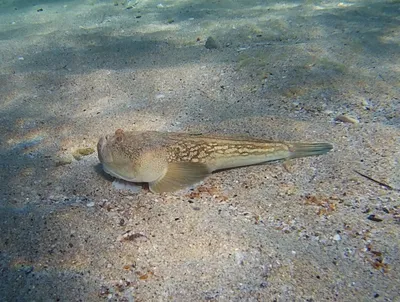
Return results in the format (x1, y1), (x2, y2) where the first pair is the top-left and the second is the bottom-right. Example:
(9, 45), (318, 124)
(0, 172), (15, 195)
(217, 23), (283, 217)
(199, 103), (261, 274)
(97, 129), (333, 193)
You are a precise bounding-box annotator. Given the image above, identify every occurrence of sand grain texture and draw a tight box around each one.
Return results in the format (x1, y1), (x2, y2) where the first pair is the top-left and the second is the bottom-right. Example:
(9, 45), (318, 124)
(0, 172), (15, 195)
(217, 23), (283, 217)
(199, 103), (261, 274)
(0, 0), (399, 301)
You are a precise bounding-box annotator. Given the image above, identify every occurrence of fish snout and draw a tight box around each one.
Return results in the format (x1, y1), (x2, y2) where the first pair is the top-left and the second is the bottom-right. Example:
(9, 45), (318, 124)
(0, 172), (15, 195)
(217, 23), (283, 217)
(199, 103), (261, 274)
(97, 136), (113, 163)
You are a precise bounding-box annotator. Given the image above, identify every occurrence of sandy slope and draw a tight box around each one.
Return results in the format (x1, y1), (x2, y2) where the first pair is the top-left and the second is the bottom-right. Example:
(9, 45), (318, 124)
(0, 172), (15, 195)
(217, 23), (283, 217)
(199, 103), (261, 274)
(0, 0), (399, 301)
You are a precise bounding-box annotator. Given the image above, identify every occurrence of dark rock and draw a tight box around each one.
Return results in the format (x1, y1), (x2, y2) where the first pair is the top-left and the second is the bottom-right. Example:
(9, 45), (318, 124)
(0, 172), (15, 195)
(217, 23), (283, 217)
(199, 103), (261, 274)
(205, 36), (219, 49)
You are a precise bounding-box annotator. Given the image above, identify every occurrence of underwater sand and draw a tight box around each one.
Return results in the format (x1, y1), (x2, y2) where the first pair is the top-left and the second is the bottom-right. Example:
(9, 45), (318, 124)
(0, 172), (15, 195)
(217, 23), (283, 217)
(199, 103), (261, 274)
(0, 0), (399, 301)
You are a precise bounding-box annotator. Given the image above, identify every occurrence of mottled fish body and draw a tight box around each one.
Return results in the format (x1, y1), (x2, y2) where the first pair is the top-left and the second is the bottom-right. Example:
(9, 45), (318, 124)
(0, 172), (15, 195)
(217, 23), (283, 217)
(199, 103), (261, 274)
(97, 129), (333, 193)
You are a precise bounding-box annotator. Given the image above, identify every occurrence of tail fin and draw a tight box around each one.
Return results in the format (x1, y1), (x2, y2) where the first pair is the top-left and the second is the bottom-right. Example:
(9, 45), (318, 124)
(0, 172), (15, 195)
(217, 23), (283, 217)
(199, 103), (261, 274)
(289, 142), (333, 159)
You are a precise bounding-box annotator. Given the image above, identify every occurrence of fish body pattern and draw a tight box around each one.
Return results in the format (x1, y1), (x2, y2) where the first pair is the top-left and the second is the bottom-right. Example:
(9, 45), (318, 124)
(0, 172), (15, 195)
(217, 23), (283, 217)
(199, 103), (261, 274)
(97, 129), (333, 193)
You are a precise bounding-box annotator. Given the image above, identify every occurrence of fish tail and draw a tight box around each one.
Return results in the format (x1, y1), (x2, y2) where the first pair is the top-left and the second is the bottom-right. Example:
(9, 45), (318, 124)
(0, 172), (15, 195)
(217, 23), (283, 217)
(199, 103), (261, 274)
(289, 142), (333, 159)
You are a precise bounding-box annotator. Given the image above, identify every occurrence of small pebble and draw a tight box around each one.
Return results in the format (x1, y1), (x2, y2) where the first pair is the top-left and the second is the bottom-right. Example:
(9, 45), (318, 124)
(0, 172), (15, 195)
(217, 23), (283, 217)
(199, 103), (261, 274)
(335, 114), (359, 124)
(86, 201), (95, 207)
(20, 167), (34, 176)
(323, 110), (334, 115)
(23, 265), (34, 274)
(367, 214), (383, 222)
(361, 99), (369, 107)
(55, 154), (74, 166)
(260, 282), (268, 288)
(333, 234), (341, 241)
(118, 231), (148, 242)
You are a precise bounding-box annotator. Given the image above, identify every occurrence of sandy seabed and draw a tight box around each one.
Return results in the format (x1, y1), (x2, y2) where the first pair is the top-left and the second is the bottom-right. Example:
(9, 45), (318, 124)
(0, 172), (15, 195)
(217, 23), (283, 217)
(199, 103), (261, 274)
(0, 0), (399, 301)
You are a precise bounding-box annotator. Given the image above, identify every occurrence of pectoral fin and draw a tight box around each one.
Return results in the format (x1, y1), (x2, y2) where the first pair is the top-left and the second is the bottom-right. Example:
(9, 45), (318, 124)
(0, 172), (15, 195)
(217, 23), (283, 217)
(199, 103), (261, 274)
(149, 162), (210, 193)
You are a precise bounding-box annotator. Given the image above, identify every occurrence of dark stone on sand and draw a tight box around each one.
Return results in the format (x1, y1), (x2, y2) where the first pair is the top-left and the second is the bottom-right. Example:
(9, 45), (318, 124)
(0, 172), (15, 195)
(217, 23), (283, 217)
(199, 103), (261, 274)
(367, 214), (383, 222)
(205, 36), (219, 49)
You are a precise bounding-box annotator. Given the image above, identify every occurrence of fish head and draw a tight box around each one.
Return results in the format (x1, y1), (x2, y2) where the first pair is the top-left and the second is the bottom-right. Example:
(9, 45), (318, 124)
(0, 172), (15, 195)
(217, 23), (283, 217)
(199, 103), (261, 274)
(97, 129), (168, 183)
